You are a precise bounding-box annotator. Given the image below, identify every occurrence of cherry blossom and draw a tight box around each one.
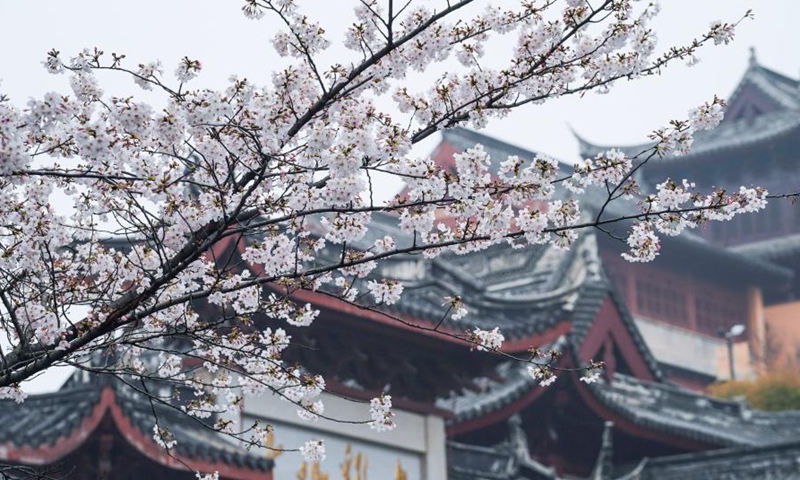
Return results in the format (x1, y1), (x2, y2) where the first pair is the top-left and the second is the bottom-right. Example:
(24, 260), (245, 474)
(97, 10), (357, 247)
(443, 296), (469, 321)
(0, 0), (769, 469)
(528, 366), (558, 388)
(369, 394), (396, 432)
(299, 440), (326, 463)
(471, 327), (505, 351)
(580, 372), (602, 384)
(153, 425), (177, 450)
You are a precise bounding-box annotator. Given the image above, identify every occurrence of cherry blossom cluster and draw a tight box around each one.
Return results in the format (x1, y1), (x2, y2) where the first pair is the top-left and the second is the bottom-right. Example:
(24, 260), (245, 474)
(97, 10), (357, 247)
(528, 365), (558, 387)
(153, 425), (177, 450)
(443, 295), (469, 321)
(578, 359), (606, 384)
(0, 0), (762, 471)
(470, 327), (505, 352)
(368, 394), (396, 432)
(299, 439), (326, 463)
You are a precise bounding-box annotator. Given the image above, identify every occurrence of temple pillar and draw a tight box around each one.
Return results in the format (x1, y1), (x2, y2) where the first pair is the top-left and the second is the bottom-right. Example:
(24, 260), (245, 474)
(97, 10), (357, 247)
(424, 415), (447, 480)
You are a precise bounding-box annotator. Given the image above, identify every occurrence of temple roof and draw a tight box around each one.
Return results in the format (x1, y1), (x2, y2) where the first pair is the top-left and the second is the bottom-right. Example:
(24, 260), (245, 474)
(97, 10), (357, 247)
(434, 269), (661, 425)
(633, 439), (800, 480)
(0, 378), (273, 478)
(384, 241), (584, 341)
(576, 109), (800, 161)
(441, 352), (800, 449)
(436, 337), (569, 423)
(448, 414), (559, 480)
(587, 373), (800, 448)
(448, 441), (558, 480)
(575, 60), (800, 162)
(441, 303), (800, 450)
(305, 210), (603, 342)
(730, 233), (800, 262)
(446, 366), (800, 480)
(440, 127), (549, 171)
(433, 127), (792, 289)
(449, 419), (800, 480)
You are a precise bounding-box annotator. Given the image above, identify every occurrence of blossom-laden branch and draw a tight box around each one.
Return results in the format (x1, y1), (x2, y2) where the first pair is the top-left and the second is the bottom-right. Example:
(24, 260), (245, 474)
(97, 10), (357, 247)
(0, 0), (773, 470)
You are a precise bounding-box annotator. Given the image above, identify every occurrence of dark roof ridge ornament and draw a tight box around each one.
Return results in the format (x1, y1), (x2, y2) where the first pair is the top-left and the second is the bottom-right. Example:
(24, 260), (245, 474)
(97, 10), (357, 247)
(591, 421), (615, 480)
(506, 413), (560, 479)
(749, 46), (757, 66)
(508, 413), (530, 461)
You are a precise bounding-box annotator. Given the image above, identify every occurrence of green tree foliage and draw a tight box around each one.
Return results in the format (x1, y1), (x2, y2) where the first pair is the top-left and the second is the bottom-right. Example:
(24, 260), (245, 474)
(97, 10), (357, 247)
(709, 373), (800, 411)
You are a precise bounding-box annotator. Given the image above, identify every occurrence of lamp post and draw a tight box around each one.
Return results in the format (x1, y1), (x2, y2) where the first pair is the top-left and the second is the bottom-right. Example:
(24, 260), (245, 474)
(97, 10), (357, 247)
(720, 324), (746, 381)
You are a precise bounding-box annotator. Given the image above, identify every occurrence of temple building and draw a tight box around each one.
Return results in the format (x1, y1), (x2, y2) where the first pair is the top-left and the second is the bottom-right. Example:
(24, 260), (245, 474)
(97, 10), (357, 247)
(577, 52), (800, 372)
(433, 126), (791, 389)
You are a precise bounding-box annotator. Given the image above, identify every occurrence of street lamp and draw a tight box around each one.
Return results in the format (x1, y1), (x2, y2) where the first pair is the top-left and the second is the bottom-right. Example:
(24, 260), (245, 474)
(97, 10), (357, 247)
(719, 324), (746, 381)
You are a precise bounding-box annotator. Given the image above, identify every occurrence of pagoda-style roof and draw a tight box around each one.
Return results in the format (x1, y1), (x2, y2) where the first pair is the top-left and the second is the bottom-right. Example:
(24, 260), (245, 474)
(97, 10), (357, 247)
(445, 360), (800, 479)
(286, 210), (615, 346)
(434, 253), (800, 471)
(449, 416), (800, 480)
(378, 237), (589, 342)
(575, 57), (800, 164)
(440, 351), (800, 449)
(586, 373), (800, 448)
(576, 109), (800, 163)
(439, 127), (547, 172)
(436, 275), (665, 427)
(432, 126), (792, 290)
(0, 377), (273, 480)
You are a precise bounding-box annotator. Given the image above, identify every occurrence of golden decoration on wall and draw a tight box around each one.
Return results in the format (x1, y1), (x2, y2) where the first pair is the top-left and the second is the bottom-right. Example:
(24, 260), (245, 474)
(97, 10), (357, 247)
(264, 430), (284, 461)
(394, 460), (407, 480)
(341, 444), (367, 480)
(290, 441), (408, 480)
(295, 461), (330, 480)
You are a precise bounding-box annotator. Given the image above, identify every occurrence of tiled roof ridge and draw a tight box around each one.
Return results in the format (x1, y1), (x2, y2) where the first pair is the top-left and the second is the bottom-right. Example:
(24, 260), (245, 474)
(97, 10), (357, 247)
(645, 437), (800, 467)
(729, 232), (800, 261)
(574, 58), (800, 160)
(442, 127), (543, 160)
(740, 61), (800, 110)
(0, 380), (274, 476)
(587, 371), (800, 448)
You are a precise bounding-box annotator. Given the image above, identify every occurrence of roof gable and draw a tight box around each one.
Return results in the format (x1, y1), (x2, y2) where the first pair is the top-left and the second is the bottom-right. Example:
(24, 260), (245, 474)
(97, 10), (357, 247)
(574, 57), (800, 163)
(725, 55), (800, 123)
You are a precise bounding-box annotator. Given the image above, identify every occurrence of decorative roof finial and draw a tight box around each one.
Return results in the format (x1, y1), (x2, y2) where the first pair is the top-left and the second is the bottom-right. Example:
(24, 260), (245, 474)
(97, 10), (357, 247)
(749, 46), (757, 66)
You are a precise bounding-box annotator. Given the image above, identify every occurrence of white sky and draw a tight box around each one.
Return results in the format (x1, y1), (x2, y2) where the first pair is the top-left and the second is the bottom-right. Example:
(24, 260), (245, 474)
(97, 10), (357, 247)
(1, 0), (797, 392)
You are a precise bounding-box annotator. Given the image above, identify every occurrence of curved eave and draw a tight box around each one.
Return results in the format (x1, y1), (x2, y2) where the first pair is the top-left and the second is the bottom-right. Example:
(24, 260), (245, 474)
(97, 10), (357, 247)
(572, 128), (653, 159)
(447, 361), (721, 452)
(575, 116), (800, 177)
(730, 233), (800, 262)
(580, 373), (800, 451)
(444, 344), (567, 436)
(286, 284), (574, 353)
(0, 387), (273, 480)
(239, 231), (580, 345)
(575, 379), (730, 451)
(643, 438), (800, 472)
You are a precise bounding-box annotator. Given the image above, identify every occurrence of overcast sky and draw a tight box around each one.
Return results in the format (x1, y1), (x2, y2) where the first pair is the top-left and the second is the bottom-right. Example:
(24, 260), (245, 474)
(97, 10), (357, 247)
(2, 1), (798, 160)
(1, 0), (797, 392)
